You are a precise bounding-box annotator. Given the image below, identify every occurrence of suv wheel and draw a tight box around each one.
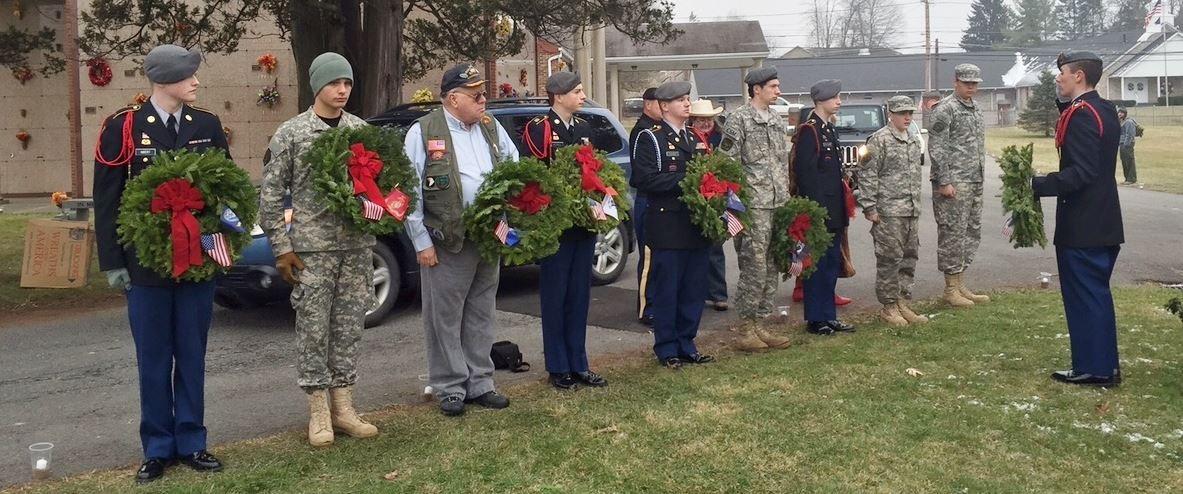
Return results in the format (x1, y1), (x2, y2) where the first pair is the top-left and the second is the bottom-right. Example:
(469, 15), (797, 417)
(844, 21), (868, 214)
(365, 242), (401, 327)
(591, 224), (629, 286)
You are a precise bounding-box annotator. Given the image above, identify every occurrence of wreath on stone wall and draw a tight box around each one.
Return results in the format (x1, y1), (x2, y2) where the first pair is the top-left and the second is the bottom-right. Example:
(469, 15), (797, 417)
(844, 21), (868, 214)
(463, 157), (573, 266)
(117, 150), (257, 281)
(678, 152), (752, 243)
(770, 197), (834, 280)
(304, 125), (418, 236)
(999, 143), (1047, 248)
(87, 57), (112, 87)
(552, 144), (630, 234)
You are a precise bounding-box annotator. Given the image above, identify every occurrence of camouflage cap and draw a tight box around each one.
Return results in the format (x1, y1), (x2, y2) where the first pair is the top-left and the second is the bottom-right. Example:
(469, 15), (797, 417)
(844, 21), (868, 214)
(810, 79), (841, 101)
(654, 81), (691, 101)
(955, 63), (983, 83)
(440, 63), (486, 93)
(144, 44), (202, 84)
(886, 95), (917, 113)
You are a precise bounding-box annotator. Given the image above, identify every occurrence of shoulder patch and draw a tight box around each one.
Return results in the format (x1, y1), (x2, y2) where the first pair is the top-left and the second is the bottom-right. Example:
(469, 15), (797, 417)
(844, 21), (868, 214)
(530, 115), (545, 124)
(719, 136), (735, 153)
(930, 121), (947, 134)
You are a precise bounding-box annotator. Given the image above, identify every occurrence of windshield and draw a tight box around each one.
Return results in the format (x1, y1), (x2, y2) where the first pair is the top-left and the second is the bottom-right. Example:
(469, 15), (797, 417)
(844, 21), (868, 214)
(834, 106), (883, 131)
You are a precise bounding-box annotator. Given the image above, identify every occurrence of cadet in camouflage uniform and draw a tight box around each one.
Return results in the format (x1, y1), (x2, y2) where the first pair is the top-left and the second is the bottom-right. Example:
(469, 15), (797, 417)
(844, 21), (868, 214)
(928, 63), (991, 308)
(859, 96), (929, 327)
(718, 67), (792, 352)
(260, 53), (379, 447)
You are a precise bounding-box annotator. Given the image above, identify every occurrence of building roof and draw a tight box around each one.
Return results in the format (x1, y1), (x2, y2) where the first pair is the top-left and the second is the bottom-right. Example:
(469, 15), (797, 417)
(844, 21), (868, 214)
(1002, 30), (1150, 86)
(607, 21), (769, 71)
(780, 46), (901, 58)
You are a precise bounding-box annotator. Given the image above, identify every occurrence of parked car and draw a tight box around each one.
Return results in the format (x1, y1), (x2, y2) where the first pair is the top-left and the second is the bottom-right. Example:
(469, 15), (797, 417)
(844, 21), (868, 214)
(794, 104), (887, 192)
(214, 98), (636, 327)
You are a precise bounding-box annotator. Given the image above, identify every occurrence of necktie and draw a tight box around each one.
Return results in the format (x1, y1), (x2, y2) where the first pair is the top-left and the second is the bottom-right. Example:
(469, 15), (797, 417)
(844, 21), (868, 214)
(680, 129), (689, 144)
(166, 115), (178, 140)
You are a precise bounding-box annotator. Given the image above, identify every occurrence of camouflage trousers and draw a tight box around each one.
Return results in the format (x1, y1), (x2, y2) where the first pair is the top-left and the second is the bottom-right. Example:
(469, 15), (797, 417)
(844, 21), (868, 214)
(291, 248), (372, 390)
(870, 216), (919, 304)
(932, 181), (983, 275)
(735, 208), (779, 320)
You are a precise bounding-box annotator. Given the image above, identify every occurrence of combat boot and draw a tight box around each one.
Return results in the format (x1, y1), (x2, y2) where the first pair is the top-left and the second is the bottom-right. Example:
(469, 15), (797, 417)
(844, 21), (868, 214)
(329, 386), (379, 438)
(896, 301), (929, 324)
(307, 389), (334, 447)
(944, 274), (975, 307)
(879, 304), (909, 326)
(754, 327), (791, 349)
(955, 272), (990, 303)
(731, 325), (769, 352)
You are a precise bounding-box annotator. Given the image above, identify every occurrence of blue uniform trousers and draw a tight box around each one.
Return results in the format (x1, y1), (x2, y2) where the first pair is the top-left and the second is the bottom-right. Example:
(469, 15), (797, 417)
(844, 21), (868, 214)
(539, 236), (596, 374)
(803, 229), (843, 322)
(126, 280), (215, 460)
(634, 193), (653, 319)
(1056, 245), (1121, 376)
(649, 247), (709, 360)
(707, 242), (728, 302)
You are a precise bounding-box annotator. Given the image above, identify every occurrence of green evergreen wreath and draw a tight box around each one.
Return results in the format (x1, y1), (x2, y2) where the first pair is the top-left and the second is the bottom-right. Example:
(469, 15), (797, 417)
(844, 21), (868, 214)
(678, 152), (753, 243)
(999, 143), (1048, 248)
(770, 197), (834, 280)
(304, 125), (418, 235)
(463, 157), (574, 266)
(117, 149), (258, 282)
(551, 144), (631, 234)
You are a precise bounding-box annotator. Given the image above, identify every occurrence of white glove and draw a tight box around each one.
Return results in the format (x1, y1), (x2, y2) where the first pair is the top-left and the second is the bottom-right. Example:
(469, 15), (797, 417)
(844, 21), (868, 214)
(105, 268), (130, 291)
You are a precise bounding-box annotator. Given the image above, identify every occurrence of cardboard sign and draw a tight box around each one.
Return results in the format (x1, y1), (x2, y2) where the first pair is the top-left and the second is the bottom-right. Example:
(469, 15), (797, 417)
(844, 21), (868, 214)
(21, 219), (95, 288)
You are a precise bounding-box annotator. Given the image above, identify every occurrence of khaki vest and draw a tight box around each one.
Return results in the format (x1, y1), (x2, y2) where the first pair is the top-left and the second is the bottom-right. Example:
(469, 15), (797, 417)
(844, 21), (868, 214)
(417, 109), (502, 253)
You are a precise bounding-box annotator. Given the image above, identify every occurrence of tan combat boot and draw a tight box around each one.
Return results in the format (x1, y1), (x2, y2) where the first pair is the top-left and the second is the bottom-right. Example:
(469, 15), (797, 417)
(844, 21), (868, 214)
(880, 304), (909, 326)
(731, 324), (770, 352)
(755, 328), (791, 349)
(955, 272), (990, 303)
(307, 389), (334, 447)
(944, 274), (975, 307)
(329, 386), (379, 438)
(896, 301), (929, 324)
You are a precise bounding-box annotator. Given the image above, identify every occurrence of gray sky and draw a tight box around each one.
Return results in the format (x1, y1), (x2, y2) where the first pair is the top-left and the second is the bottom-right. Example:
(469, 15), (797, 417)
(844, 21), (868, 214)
(669, 0), (976, 55)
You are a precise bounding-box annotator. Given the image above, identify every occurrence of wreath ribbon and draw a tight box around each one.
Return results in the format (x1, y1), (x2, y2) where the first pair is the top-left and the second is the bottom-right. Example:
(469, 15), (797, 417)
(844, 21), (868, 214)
(150, 179), (205, 278)
(700, 171), (739, 199)
(347, 143), (387, 206)
(508, 182), (551, 215)
(575, 145), (616, 197)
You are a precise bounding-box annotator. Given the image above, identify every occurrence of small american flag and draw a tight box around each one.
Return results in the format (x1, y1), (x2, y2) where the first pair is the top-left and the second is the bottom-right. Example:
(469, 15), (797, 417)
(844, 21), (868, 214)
(588, 199), (607, 221)
(494, 213), (511, 244)
(722, 210), (744, 237)
(361, 199), (385, 220)
(1147, 0), (1163, 27)
(201, 233), (233, 267)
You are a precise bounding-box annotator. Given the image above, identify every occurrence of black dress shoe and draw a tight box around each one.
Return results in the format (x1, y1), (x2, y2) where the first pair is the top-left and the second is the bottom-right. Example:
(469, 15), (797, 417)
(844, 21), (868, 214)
(1051, 370), (1121, 387)
(806, 321), (836, 335)
(679, 353), (715, 364)
(135, 458), (170, 483)
(661, 357), (682, 369)
(549, 373), (578, 390)
(440, 395), (466, 416)
(466, 391), (511, 409)
(826, 320), (855, 332)
(575, 371), (608, 387)
(179, 451), (223, 472)
(639, 315), (655, 327)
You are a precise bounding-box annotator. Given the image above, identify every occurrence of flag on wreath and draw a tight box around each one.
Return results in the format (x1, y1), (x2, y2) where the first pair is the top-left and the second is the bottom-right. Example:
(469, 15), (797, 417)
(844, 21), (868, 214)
(494, 212), (520, 246)
(588, 198), (607, 221)
(722, 210), (744, 236)
(201, 232), (233, 267)
(360, 198), (385, 220)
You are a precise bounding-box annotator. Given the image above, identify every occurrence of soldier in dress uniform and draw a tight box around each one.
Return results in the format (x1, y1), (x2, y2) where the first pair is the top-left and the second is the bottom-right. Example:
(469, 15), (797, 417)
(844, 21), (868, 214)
(631, 87), (661, 327)
(93, 44), (227, 483)
(629, 81), (714, 368)
(1031, 51), (1124, 387)
(521, 72), (608, 390)
(792, 80), (856, 336)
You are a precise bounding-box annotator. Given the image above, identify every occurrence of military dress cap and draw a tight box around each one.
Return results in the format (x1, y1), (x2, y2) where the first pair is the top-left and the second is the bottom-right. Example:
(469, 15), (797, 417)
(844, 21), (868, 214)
(744, 67), (778, 86)
(546, 71), (581, 94)
(810, 79), (842, 101)
(642, 87), (658, 100)
(144, 44), (202, 84)
(654, 81), (692, 101)
(1057, 50), (1103, 68)
(886, 95), (917, 113)
(440, 63), (486, 93)
(955, 63), (983, 83)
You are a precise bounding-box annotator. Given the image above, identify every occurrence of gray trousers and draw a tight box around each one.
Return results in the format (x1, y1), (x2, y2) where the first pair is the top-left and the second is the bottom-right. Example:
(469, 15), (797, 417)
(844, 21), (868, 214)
(421, 240), (500, 400)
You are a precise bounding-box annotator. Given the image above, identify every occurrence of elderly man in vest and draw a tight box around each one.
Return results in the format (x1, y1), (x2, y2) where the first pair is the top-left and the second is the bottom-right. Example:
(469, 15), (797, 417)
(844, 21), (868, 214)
(404, 63), (519, 416)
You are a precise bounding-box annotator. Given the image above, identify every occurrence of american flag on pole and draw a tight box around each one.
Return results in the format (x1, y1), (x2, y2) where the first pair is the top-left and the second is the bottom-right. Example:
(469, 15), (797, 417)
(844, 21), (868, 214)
(1147, 0), (1163, 27)
(494, 212), (511, 244)
(201, 233), (233, 267)
(722, 210), (744, 237)
(588, 199), (607, 221)
(361, 199), (386, 220)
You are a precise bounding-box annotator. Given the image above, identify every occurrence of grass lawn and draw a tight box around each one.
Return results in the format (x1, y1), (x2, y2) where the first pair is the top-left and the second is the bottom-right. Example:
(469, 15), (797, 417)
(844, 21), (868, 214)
(0, 213), (120, 314)
(985, 126), (1183, 194)
(10, 286), (1183, 493)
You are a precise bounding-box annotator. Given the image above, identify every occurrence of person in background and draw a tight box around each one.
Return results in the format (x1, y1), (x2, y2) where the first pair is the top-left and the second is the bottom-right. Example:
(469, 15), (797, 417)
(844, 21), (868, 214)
(1118, 107), (1137, 185)
(688, 99), (730, 314)
(631, 87), (661, 327)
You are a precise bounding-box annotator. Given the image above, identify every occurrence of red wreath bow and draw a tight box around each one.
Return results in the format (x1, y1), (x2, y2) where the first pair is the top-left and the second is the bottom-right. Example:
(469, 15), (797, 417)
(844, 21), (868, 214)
(788, 213), (811, 242)
(575, 145), (616, 197)
(348, 142), (387, 205)
(700, 172), (739, 199)
(150, 179), (205, 278)
(508, 182), (551, 215)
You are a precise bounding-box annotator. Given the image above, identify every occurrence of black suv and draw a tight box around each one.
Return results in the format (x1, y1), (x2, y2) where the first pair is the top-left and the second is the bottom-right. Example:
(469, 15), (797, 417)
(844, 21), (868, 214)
(214, 98), (635, 326)
(796, 104), (887, 191)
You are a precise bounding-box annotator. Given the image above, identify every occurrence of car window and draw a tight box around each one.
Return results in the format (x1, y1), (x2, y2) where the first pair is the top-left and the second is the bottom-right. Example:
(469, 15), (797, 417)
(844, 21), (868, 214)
(579, 113), (623, 153)
(494, 114), (535, 157)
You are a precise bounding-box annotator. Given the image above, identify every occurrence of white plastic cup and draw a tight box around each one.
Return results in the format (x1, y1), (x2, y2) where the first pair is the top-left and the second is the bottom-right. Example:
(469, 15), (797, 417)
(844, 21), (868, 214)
(776, 305), (790, 323)
(29, 442), (53, 480)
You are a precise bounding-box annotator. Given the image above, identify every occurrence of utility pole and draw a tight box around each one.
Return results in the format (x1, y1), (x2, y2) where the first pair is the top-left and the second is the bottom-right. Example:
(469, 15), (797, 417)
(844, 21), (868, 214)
(65, 0), (83, 197)
(924, 0), (932, 93)
(934, 38), (941, 90)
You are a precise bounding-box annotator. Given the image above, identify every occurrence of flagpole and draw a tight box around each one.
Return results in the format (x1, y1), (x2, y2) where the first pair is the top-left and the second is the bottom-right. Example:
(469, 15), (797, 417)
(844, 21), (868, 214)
(1165, 7), (1171, 108)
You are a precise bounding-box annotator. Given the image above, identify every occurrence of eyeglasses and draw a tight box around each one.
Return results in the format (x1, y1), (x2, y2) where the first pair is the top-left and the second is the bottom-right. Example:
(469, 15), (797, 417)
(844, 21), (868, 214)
(454, 90), (487, 102)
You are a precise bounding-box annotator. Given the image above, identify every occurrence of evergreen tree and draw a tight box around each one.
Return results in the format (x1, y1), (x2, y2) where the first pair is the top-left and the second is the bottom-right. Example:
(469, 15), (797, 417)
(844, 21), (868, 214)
(1111, 0), (1148, 32)
(1053, 0), (1107, 38)
(1018, 70), (1060, 137)
(1009, 0), (1055, 45)
(960, 0), (1014, 51)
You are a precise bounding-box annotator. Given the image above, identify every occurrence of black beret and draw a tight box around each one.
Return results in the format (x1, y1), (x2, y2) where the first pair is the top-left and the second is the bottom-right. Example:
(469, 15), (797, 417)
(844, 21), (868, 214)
(642, 87), (658, 100)
(744, 67), (778, 86)
(546, 72), (581, 94)
(654, 81), (691, 101)
(1057, 50), (1102, 68)
(440, 63), (486, 93)
(810, 79), (842, 102)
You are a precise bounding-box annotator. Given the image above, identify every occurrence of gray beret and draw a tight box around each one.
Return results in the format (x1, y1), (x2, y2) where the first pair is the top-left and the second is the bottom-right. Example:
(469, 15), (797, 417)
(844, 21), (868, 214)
(546, 72), (581, 95)
(1057, 50), (1102, 68)
(810, 79), (842, 102)
(654, 81), (691, 101)
(886, 95), (917, 113)
(144, 44), (202, 84)
(744, 67), (778, 86)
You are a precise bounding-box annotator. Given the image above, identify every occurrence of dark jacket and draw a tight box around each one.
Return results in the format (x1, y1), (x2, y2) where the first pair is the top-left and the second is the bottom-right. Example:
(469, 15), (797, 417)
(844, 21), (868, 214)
(93, 102), (231, 286)
(792, 111), (849, 231)
(523, 109), (596, 242)
(629, 120), (709, 250)
(1032, 90), (1124, 248)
